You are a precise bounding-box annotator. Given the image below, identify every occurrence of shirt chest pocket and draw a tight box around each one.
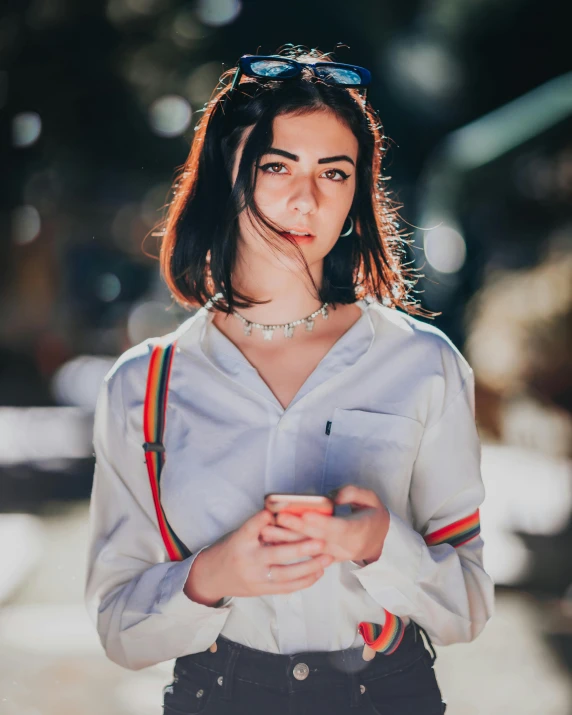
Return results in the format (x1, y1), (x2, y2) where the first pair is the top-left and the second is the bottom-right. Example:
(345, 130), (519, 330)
(321, 408), (424, 507)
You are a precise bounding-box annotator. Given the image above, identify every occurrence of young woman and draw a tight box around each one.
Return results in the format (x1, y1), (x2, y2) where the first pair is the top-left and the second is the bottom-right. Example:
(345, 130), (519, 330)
(85, 46), (494, 715)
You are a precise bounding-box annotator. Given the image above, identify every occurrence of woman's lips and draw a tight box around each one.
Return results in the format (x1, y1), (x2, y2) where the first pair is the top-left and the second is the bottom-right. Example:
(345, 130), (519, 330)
(279, 231), (315, 243)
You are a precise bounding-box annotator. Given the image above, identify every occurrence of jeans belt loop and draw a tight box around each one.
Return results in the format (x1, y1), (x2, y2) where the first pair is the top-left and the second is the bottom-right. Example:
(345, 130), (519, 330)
(417, 624), (437, 664)
(219, 645), (240, 701)
(349, 672), (362, 708)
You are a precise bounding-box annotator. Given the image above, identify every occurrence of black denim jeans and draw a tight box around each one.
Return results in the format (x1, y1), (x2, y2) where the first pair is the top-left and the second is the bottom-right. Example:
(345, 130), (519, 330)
(163, 621), (448, 715)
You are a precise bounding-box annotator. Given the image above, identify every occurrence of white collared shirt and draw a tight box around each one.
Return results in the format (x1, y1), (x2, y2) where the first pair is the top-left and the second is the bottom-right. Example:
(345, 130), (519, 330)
(84, 298), (495, 670)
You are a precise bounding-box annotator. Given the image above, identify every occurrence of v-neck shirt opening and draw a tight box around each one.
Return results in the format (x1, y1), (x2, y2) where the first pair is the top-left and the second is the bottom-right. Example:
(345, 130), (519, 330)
(197, 298), (375, 412)
(203, 298), (371, 364)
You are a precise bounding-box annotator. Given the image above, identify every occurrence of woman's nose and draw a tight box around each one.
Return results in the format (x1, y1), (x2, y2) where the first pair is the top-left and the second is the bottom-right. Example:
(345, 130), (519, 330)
(287, 176), (318, 214)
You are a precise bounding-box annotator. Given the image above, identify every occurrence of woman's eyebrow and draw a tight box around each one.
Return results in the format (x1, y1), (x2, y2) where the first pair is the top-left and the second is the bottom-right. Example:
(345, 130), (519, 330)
(262, 147), (355, 167)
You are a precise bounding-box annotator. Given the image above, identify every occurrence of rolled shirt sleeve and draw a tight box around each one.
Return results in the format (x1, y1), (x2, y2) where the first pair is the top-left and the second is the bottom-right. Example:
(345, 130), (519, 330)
(84, 360), (234, 671)
(352, 363), (495, 646)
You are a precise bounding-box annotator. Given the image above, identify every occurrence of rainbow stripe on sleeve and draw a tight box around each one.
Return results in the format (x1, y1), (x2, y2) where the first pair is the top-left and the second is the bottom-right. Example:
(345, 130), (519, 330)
(358, 610), (405, 655)
(357, 510), (481, 656)
(423, 508), (480, 548)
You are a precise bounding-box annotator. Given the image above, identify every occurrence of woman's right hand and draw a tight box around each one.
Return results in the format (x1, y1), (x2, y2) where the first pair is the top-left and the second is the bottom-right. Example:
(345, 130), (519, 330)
(185, 508), (333, 603)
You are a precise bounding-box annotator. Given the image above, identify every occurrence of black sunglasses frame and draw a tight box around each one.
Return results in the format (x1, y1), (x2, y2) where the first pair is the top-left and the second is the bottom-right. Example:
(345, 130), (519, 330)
(225, 54), (371, 105)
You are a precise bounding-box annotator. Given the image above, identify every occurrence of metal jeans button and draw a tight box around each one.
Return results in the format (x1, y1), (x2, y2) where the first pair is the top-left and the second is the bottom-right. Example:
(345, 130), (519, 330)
(293, 662), (310, 680)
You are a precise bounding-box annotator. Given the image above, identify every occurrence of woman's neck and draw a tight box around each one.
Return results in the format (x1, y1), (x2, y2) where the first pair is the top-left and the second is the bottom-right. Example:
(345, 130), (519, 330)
(227, 257), (325, 327)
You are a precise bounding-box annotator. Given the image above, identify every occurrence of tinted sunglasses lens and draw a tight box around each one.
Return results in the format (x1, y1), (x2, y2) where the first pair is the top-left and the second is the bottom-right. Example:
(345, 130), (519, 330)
(315, 65), (367, 86)
(248, 59), (298, 78)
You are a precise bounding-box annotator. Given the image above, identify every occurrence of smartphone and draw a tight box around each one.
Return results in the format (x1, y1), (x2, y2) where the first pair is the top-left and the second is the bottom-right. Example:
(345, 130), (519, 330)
(264, 492), (334, 517)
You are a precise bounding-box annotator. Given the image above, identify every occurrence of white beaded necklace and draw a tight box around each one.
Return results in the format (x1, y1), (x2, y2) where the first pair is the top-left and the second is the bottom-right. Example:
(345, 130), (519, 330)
(205, 292), (329, 341)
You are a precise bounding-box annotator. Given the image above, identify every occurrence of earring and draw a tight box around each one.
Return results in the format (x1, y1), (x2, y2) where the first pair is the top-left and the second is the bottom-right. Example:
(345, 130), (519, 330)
(340, 215), (354, 237)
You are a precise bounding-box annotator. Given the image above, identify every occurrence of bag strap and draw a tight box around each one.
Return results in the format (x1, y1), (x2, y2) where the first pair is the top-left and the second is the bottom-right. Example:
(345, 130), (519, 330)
(142, 337), (192, 561)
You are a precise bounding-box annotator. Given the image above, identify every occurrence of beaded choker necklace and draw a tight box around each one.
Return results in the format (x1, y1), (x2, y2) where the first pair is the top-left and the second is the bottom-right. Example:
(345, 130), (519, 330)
(205, 293), (329, 341)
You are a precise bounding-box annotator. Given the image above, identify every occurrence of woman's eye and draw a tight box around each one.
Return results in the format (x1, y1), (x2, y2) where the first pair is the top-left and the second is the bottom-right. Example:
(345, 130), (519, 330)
(259, 162), (288, 174)
(323, 168), (350, 182)
(259, 162), (350, 182)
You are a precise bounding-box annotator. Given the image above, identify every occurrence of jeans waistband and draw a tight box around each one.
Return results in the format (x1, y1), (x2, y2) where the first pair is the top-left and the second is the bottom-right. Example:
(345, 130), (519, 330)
(175, 620), (436, 698)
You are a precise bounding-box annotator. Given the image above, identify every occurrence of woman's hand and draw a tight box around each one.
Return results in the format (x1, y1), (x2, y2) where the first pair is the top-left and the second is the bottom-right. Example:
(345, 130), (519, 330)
(259, 485), (390, 564)
(185, 508), (334, 604)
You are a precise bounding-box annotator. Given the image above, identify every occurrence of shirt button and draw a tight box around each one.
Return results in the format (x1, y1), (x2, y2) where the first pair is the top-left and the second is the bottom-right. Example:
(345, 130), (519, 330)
(293, 662), (310, 680)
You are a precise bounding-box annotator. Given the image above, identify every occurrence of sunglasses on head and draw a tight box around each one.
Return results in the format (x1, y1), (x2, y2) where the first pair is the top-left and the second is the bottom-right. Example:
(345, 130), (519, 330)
(225, 54), (372, 104)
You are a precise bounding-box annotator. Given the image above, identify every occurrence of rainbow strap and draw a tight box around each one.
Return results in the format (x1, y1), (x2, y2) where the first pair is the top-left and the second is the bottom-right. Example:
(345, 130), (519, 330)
(358, 610), (406, 655)
(357, 509), (480, 654)
(423, 508), (481, 548)
(142, 338), (192, 562)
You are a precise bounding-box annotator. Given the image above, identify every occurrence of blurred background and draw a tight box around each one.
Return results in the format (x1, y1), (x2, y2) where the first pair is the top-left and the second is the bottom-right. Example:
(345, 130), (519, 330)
(1, 0), (571, 713)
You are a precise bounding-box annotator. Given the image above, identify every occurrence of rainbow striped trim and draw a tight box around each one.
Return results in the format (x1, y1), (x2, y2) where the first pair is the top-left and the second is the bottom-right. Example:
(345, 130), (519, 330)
(143, 339), (191, 562)
(358, 609), (406, 655)
(423, 508), (480, 549)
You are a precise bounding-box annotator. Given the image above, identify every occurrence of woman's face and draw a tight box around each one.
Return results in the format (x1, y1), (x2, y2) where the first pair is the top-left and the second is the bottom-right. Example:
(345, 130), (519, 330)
(232, 109), (358, 270)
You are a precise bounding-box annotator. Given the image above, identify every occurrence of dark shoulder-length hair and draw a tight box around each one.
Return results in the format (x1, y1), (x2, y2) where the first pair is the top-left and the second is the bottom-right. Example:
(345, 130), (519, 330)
(154, 45), (434, 318)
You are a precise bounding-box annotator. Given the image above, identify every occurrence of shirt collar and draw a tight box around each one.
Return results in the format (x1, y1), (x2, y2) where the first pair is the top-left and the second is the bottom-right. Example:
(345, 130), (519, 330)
(191, 299), (375, 412)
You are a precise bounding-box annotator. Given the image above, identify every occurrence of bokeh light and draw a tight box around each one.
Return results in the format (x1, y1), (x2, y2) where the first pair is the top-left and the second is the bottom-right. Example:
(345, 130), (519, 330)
(95, 272), (122, 302)
(424, 225), (467, 273)
(12, 205), (41, 245)
(195, 0), (242, 26)
(384, 34), (464, 106)
(51, 356), (116, 409)
(171, 7), (212, 47)
(148, 95), (192, 137)
(127, 300), (181, 345)
(185, 61), (224, 108)
(12, 111), (42, 147)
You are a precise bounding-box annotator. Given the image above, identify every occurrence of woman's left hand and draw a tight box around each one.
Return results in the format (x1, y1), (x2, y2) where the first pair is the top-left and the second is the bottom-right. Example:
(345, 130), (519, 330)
(260, 485), (390, 564)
